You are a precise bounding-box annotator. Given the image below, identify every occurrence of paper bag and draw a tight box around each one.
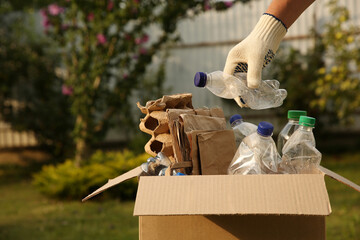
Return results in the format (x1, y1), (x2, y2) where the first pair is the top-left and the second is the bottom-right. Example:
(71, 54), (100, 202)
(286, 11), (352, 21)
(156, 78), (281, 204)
(180, 114), (226, 133)
(197, 130), (236, 175)
(187, 130), (214, 175)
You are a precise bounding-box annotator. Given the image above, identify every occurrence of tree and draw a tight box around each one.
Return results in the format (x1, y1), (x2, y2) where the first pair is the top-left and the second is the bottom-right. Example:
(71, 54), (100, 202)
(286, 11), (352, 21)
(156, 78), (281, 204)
(311, 0), (360, 124)
(41, 0), (251, 166)
(0, 2), (73, 156)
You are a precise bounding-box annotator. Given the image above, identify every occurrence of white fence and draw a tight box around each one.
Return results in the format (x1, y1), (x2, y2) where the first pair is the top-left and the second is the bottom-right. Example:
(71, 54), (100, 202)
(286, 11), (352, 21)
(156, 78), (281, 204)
(0, 120), (37, 149)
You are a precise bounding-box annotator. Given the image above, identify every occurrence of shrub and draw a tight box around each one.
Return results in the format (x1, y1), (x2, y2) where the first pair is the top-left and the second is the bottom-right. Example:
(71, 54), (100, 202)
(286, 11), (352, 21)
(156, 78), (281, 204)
(33, 150), (150, 200)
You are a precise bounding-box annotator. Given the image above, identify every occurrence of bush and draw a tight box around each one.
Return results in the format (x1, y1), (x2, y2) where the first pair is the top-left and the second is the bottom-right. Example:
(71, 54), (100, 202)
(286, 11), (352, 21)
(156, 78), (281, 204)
(33, 150), (150, 200)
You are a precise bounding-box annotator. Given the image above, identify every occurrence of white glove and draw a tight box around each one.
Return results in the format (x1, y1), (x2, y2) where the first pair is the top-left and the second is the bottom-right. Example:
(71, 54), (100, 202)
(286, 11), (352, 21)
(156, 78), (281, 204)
(223, 14), (287, 107)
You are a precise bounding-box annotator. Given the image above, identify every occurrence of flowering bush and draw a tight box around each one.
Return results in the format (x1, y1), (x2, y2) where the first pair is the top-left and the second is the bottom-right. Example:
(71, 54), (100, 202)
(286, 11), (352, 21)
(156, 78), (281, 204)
(40, 0), (248, 165)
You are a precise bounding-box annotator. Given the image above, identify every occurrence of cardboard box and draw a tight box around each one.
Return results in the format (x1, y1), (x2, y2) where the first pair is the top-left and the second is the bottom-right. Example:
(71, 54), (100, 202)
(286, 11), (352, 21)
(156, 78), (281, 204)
(135, 174), (329, 240)
(83, 166), (360, 240)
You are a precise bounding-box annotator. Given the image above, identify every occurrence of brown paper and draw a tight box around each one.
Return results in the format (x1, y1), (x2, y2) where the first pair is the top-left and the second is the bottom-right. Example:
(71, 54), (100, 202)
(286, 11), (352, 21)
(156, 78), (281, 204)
(197, 130), (236, 175)
(187, 130), (214, 175)
(137, 93), (193, 114)
(180, 114), (226, 133)
(166, 108), (226, 172)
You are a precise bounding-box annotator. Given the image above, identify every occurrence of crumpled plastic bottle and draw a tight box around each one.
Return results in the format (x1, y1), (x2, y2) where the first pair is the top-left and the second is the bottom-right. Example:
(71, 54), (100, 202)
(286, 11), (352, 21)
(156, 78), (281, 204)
(279, 116), (322, 174)
(140, 152), (176, 176)
(228, 121), (281, 175)
(194, 71), (287, 110)
(229, 114), (257, 148)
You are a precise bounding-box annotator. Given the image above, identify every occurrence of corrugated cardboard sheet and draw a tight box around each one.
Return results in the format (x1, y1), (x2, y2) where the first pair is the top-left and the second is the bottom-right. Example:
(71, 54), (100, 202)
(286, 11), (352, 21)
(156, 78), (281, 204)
(134, 174), (331, 216)
(139, 215), (325, 240)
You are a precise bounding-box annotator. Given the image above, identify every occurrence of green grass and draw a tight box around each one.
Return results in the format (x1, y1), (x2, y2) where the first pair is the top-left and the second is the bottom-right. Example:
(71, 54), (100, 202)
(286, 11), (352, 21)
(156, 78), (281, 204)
(0, 153), (359, 240)
(0, 180), (138, 240)
(322, 153), (360, 240)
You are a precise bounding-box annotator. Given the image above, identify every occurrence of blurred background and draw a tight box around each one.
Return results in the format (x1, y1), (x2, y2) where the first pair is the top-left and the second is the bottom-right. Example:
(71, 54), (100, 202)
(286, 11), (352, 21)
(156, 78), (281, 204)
(0, 0), (359, 239)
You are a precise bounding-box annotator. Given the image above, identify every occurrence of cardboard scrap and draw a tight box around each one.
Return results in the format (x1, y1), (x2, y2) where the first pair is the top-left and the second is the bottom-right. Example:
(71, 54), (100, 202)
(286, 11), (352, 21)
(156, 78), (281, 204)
(197, 130), (236, 175)
(139, 111), (169, 135)
(319, 165), (360, 193)
(167, 108), (226, 171)
(82, 166), (143, 202)
(137, 93), (193, 114)
(144, 133), (173, 157)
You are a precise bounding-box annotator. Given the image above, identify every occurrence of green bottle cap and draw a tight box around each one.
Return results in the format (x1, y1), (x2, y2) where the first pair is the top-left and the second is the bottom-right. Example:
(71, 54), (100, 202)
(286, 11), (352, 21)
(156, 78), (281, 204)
(288, 110), (307, 120)
(299, 116), (316, 127)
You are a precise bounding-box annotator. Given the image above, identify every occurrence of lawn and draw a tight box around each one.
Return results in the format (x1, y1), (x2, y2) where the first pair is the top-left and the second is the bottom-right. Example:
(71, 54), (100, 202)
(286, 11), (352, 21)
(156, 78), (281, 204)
(0, 153), (359, 240)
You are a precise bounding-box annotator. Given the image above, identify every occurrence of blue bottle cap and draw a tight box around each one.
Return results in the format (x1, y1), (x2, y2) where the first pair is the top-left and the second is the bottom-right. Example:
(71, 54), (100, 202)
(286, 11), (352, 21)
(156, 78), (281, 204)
(194, 72), (207, 87)
(175, 172), (186, 176)
(257, 121), (274, 137)
(229, 114), (243, 124)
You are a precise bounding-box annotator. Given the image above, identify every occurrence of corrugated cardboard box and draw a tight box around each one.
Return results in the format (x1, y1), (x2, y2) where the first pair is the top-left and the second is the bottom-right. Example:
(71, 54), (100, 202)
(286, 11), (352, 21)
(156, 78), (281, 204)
(83, 166), (360, 240)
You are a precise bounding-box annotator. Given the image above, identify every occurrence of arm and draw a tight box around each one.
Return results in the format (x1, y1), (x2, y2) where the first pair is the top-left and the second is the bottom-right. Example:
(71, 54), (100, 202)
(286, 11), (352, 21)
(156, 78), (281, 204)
(266, 0), (316, 28)
(223, 0), (316, 107)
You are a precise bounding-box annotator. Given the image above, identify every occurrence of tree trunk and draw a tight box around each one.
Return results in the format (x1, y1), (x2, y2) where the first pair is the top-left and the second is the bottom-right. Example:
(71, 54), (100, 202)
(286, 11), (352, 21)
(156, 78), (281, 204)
(74, 115), (89, 167)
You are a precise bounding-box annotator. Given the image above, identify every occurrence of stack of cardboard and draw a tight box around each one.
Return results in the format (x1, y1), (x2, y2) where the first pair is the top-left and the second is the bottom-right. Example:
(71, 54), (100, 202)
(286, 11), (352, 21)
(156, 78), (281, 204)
(137, 93), (194, 161)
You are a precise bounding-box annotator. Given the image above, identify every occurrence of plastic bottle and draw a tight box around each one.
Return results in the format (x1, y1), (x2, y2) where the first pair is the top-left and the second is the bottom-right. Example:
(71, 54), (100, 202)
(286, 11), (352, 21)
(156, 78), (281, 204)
(228, 121), (281, 175)
(277, 110), (307, 155)
(141, 152), (175, 176)
(194, 71), (287, 110)
(280, 116), (322, 174)
(230, 114), (257, 148)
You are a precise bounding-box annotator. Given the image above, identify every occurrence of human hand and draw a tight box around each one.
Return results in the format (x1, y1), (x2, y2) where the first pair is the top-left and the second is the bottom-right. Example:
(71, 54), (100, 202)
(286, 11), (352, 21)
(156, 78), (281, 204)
(223, 14), (287, 107)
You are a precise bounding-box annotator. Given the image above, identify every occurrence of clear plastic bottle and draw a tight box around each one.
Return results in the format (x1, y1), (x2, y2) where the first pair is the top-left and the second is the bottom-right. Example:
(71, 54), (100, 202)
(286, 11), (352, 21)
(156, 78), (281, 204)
(194, 71), (287, 110)
(277, 110), (307, 155)
(230, 114), (257, 148)
(228, 121), (281, 175)
(280, 116), (322, 174)
(194, 71), (243, 99)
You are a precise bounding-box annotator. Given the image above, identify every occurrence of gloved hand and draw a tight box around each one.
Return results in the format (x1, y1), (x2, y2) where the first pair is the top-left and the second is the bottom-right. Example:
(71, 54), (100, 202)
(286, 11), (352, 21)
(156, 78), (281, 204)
(223, 13), (287, 107)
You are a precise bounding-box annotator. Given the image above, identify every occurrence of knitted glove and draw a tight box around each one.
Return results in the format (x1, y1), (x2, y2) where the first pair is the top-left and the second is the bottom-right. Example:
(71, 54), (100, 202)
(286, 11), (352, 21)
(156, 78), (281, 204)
(223, 13), (287, 107)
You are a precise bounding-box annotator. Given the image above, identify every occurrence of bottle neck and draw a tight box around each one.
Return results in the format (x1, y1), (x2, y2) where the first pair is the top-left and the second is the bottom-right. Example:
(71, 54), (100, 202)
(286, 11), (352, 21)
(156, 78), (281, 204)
(288, 119), (299, 124)
(231, 119), (243, 127)
(299, 125), (314, 132)
(256, 132), (272, 139)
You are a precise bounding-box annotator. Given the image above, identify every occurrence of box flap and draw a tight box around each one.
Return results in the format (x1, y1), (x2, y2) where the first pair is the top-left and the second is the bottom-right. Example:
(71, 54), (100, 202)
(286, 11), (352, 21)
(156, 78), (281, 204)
(82, 166), (143, 202)
(133, 174), (331, 216)
(319, 165), (360, 193)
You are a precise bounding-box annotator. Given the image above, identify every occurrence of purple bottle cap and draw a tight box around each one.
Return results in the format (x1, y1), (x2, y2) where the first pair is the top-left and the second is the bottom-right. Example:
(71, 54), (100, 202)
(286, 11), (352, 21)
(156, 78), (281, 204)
(194, 72), (207, 87)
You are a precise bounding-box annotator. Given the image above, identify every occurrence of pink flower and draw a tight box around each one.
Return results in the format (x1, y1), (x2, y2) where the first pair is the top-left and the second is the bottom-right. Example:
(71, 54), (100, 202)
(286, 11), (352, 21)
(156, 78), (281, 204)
(40, 9), (51, 30)
(139, 47), (147, 55)
(224, 1), (233, 8)
(123, 73), (128, 79)
(204, 0), (211, 11)
(48, 4), (64, 16)
(87, 12), (95, 21)
(107, 1), (114, 11)
(97, 34), (107, 45)
(141, 34), (149, 43)
(135, 38), (142, 45)
(62, 85), (73, 96)
(133, 0), (140, 3)
(125, 34), (132, 41)
(40, 9), (47, 17)
(135, 34), (149, 45)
